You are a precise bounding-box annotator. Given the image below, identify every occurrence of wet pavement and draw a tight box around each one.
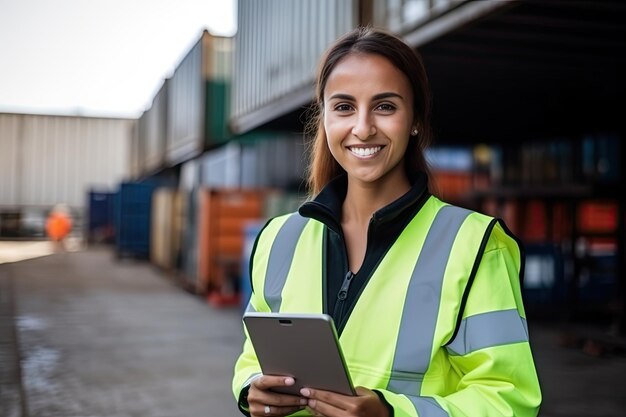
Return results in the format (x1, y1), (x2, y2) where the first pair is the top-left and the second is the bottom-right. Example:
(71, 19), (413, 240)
(1, 247), (625, 417)
(1, 248), (244, 417)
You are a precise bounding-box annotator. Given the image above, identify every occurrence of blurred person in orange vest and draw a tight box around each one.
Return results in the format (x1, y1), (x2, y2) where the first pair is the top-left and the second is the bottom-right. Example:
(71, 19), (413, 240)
(46, 204), (73, 251)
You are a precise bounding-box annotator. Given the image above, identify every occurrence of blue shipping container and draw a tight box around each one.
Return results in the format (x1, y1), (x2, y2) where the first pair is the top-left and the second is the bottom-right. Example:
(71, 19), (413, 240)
(87, 191), (116, 244)
(115, 182), (158, 258)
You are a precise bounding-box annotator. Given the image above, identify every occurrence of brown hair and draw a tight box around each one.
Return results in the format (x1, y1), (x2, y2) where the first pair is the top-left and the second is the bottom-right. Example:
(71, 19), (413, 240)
(306, 27), (433, 196)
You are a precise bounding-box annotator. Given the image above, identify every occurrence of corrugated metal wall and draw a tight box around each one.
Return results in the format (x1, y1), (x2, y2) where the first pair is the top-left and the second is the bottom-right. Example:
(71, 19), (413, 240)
(372, 0), (466, 33)
(167, 34), (204, 166)
(204, 35), (233, 145)
(232, 0), (357, 133)
(141, 80), (168, 173)
(0, 113), (134, 209)
(0, 114), (20, 206)
(239, 134), (305, 188)
(196, 133), (305, 189)
(166, 32), (233, 167)
(128, 122), (141, 179)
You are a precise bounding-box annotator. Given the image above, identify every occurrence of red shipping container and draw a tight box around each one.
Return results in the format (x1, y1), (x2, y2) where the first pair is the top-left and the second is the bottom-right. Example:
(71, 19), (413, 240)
(577, 201), (618, 233)
(197, 188), (267, 299)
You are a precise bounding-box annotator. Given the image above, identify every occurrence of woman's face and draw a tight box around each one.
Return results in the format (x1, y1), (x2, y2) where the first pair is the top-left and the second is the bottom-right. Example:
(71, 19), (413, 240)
(323, 53), (415, 189)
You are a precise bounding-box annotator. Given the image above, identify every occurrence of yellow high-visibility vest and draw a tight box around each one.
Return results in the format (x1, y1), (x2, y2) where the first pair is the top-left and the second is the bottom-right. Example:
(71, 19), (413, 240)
(234, 196), (542, 417)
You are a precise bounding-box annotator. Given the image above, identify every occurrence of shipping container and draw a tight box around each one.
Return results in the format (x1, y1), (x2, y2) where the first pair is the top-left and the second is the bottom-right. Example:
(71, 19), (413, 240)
(150, 188), (186, 271)
(150, 188), (174, 268)
(0, 113), (135, 210)
(139, 80), (169, 174)
(181, 187), (200, 291)
(372, 0), (470, 34)
(179, 158), (201, 191)
(380, 0), (512, 48)
(115, 182), (158, 258)
(196, 189), (266, 299)
(232, 0), (357, 133)
(523, 244), (566, 310)
(166, 31), (233, 166)
(198, 132), (306, 189)
(87, 190), (116, 244)
(199, 142), (242, 188)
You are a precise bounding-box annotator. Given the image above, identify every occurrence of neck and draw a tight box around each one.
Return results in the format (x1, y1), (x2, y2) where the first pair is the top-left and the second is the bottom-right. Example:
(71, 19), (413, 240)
(342, 173), (411, 226)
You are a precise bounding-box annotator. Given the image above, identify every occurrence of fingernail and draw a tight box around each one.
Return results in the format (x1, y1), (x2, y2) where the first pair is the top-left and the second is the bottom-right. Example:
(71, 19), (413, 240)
(300, 398), (308, 405)
(309, 399), (317, 408)
(285, 377), (295, 385)
(300, 388), (310, 397)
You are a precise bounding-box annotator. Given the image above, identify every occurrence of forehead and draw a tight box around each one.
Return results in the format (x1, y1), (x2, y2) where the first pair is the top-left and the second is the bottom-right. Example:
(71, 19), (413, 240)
(324, 53), (412, 99)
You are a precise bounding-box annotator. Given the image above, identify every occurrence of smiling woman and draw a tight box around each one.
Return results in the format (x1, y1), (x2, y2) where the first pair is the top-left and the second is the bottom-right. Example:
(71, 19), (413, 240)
(323, 53), (414, 203)
(234, 27), (542, 417)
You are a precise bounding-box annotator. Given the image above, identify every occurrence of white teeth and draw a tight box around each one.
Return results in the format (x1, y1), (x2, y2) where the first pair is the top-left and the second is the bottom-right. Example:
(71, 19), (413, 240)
(350, 146), (382, 157)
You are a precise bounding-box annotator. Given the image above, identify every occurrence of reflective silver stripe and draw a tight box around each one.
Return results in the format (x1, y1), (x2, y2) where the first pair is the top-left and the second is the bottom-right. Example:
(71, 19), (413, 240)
(243, 373), (262, 388)
(446, 309), (529, 356)
(388, 205), (472, 397)
(264, 214), (309, 312)
(408, 397), (449, 417)
(244, 301), (257, 314)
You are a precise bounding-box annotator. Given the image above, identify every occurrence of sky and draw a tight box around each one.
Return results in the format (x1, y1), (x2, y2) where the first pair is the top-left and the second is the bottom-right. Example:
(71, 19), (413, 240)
(0, 0), (237, 119)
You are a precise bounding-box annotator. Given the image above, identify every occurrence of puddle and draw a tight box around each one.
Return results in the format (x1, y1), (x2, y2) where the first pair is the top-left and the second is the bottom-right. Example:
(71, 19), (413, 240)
(21, 346), (61, 391)
(17, 315), (49, 331)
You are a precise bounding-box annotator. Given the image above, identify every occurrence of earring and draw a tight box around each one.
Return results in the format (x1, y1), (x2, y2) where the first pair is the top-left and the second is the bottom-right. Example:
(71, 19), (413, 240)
(411, 128), (419, 136)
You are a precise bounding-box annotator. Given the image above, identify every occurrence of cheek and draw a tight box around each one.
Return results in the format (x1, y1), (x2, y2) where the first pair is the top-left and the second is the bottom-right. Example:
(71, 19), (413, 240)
(324, 115), (350, 144)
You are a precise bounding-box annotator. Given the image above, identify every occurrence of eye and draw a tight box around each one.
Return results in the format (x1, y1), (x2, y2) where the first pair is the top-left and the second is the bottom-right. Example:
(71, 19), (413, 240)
(375, 103), (396, 112)
(334, 103), (354, 112)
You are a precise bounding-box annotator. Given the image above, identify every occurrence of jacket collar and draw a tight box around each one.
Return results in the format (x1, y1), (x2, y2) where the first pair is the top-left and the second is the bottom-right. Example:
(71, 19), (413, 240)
(299, 171), (430, 235)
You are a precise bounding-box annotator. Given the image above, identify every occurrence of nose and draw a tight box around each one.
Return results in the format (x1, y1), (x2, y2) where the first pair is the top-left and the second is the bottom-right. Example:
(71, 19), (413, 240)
(351, 112), (376, 140)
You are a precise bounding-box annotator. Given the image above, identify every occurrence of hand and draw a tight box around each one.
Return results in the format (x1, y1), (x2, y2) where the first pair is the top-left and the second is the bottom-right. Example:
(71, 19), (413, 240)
(300, 386), (389, 417)
(247, 375), (308, 417)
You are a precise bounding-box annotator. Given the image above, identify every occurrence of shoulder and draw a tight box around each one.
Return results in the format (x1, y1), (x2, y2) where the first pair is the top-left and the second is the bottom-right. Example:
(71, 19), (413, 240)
(257, 212), (310, 239)
(427, 196), (519, 252)
(252, 211), (314, 257)
(424, 196), (493, 234)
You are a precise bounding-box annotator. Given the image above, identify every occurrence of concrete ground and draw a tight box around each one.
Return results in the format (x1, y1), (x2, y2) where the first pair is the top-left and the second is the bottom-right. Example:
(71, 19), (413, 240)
(1, 247), (625, 417)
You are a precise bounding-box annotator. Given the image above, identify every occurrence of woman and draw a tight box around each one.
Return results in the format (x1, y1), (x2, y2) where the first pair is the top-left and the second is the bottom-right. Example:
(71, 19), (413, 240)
(233, 27), (541, 417)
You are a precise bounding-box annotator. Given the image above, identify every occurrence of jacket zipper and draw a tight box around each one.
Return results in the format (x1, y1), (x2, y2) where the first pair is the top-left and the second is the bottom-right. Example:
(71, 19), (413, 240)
(333, 271), (354, 323)
(335, 216), (378, 333)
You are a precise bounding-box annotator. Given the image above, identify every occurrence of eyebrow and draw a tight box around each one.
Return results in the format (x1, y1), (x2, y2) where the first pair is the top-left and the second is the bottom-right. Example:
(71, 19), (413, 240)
(328, 92), (405, 101)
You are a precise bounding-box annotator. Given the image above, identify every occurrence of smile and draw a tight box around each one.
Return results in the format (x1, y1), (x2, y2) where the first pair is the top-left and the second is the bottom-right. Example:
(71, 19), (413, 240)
(348, 146), (383, 158)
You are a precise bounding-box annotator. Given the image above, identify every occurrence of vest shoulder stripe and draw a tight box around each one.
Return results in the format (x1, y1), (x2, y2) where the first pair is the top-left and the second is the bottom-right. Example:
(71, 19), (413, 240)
(264, 213), (310, 312)
(446, 309), (529, 356)
(388, 204), (472, 396)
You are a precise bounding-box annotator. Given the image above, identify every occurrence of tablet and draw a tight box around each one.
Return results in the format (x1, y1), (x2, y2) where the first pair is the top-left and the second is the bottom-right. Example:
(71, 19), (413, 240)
(243, 312), (355, 396)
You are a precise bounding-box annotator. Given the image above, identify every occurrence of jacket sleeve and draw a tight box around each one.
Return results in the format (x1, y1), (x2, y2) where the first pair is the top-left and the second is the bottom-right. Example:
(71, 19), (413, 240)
(232, 218), (278, 413)
(375, 221), (542, 417)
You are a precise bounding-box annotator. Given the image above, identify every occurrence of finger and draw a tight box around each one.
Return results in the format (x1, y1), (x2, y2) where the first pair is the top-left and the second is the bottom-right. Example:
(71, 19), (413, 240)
(300, 388), (354, 410)
(252, 375), (296, 390)
(248, 384), (308, 409)
(305, 397), (345, 417)
(250, 403), (305, 417)
(248, 389), (308, 408)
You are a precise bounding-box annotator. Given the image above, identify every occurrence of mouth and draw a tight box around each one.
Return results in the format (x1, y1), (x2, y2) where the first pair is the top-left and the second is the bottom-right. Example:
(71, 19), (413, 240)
(347, 145), (384, 158)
